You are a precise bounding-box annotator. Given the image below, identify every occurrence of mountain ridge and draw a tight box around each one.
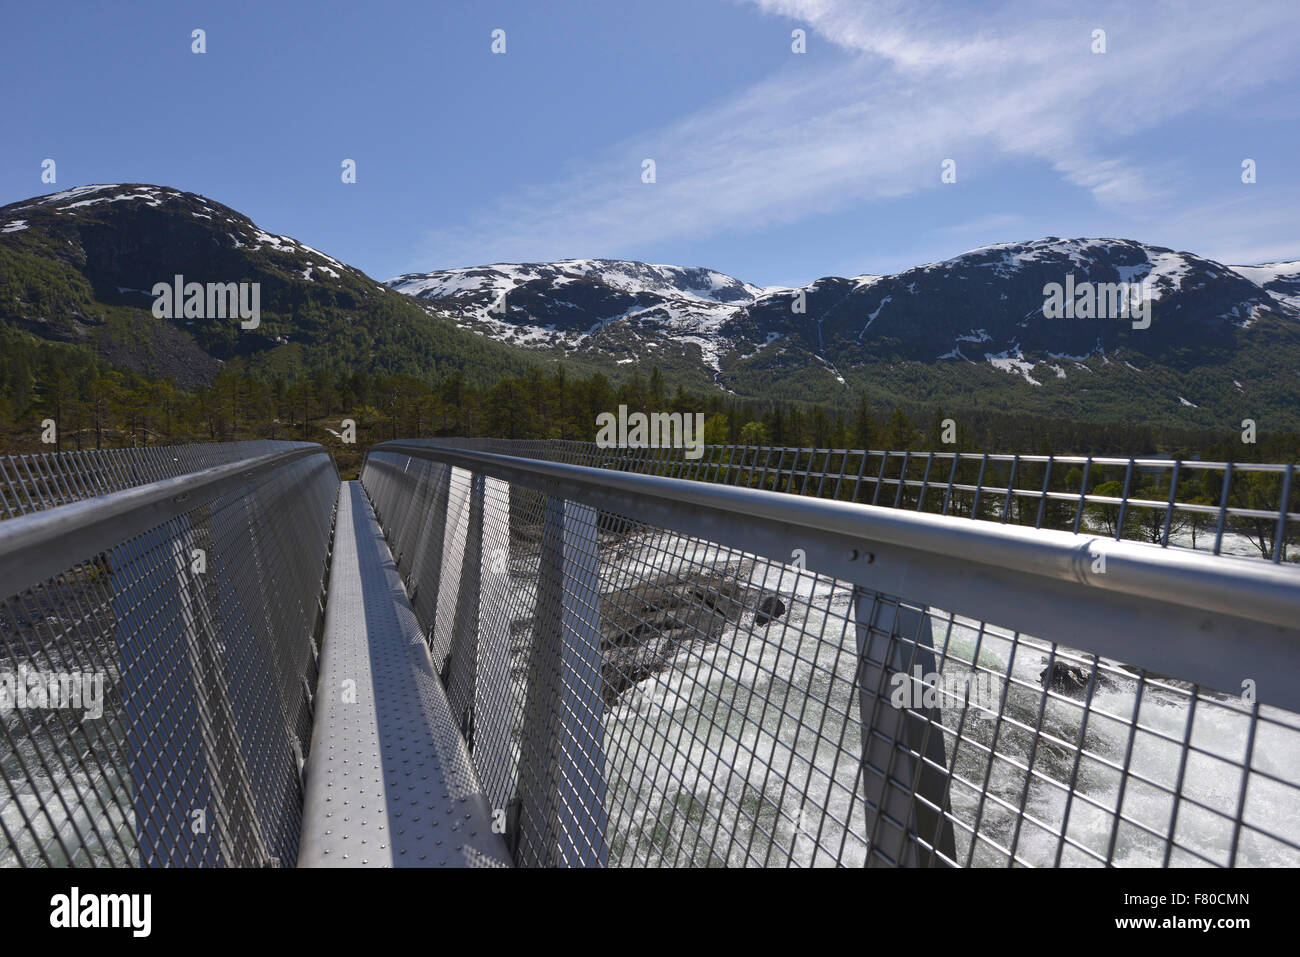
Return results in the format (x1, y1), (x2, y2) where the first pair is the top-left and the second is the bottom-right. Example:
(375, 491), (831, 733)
(385, 239), (1300, 427)
(386, 240), (1300, 363)
(0, 183), (545, 388)
(3, 183), (1298, 429)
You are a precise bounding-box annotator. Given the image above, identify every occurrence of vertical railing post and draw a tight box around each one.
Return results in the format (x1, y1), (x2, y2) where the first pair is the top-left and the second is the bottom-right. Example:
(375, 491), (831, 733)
(854, 589), (957, 867)
(474, 476), (514, 809)
(405, 461), (451, 622)
(431, 467), (473, 671)
(444, 473), (485, 742)
(517, 496), (607, 866)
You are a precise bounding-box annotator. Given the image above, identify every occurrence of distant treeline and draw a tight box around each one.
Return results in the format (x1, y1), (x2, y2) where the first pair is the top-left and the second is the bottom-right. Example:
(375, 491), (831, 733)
(2, 327), (1297, 473)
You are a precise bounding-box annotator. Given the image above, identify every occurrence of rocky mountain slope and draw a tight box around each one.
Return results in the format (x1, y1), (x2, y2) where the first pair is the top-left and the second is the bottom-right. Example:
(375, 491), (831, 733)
(389, 242), (1300, 428)
(0, 184), (537, 388)
(3, 184), (1297, 429)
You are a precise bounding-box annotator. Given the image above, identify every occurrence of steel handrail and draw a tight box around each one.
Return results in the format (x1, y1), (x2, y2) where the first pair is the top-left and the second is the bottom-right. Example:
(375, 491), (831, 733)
(371, 439), (1300, 711)
(0, 444), (326, 599)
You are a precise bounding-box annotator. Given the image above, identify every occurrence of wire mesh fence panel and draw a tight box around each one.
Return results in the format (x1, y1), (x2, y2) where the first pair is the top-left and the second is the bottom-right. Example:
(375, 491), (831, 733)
(0, 443), (338, 867)
(416, 441), (1300, 564)
(0, 441), (321, 520)
(363, 441), (1300, 868)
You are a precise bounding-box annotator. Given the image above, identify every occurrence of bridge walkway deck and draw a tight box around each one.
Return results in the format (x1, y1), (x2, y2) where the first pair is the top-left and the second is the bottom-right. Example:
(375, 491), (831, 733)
(297, 481), (510, 867)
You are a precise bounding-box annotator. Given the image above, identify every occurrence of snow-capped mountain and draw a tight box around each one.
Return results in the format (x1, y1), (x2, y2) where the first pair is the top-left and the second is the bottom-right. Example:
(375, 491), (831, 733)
(389, 240), (1300, 386)
(388, 259), (772, 372)
(390, 259), (763, 313)
(1, 184), (360, 279)
(0, 184), (533, 387)
(1228, 261), (1300, 313)
(4, 183), (1298, 428)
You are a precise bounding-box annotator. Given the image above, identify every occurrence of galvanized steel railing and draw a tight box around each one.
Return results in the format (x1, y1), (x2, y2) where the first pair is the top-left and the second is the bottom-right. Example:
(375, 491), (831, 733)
(3, 436), (1297, 869)
(0, 442), (338, 867)
(401, 440), (1300, 563)
(362, 439), (1300, 868)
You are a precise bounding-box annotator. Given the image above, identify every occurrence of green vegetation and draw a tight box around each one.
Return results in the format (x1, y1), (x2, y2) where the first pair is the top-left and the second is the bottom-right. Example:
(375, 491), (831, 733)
(4, 318), (1295, 558)
(3, 322), (1294, 463)
(2, 187), (1296, 516)
(717, 309), (1300, 434)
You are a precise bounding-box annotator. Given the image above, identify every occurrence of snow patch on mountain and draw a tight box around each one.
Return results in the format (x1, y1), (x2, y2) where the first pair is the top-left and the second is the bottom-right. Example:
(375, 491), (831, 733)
(1231, 261), (1300, 312)
(384, 241), (1297, 388)
(12, 184), (182, 213)
(985, 346), (1043, 386)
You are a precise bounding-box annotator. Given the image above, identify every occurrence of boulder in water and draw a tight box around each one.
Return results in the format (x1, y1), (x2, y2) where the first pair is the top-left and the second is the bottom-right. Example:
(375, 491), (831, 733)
(754, 594), (787, 626)
(1040, 658), (1093, 696)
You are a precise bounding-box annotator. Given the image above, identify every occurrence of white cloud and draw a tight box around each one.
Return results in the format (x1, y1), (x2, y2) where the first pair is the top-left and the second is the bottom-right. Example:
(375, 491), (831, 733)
(414, 0), (1300, 272)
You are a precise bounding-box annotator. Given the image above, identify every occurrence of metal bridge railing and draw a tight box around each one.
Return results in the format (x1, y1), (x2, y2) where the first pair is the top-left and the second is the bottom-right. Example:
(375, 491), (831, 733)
(413, 440), (1300, 563)
(363, 439), (1300, 867)
(0, 442), (338, 867)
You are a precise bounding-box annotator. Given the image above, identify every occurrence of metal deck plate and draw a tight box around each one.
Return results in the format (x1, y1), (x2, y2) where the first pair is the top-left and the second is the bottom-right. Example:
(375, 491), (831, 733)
(297, 482), (511, 867)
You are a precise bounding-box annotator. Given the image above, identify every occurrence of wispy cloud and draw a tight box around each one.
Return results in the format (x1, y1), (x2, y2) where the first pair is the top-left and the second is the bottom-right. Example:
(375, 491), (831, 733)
(413, 0), (1300, 273)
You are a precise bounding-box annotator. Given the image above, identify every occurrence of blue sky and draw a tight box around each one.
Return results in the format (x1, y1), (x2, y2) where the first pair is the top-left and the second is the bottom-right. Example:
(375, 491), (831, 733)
(3, 0), (1298, 287)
